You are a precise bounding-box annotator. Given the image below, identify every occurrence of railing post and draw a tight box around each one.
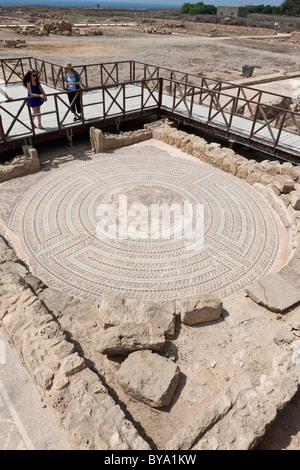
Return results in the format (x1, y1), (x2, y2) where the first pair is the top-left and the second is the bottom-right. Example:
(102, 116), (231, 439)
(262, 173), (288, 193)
(103, 86), (106, 119)
(26, 98), (36, 137)
(100, 64), (104, 87)
(158, 77), (163, 112)
(0, 113), (6, 144)
(189, 86), (194, 119)
(273, 111), (287, 150)
(1, 60), (6, 85)
(84, 66), (88, 89)
(123, 83), (125, 118)
(228, 96), (237, 131)
(53, 94), (61, 133)
(141, 79), (144, 113)
(249, 103), (260, 142)
(207, 91), (214, 124)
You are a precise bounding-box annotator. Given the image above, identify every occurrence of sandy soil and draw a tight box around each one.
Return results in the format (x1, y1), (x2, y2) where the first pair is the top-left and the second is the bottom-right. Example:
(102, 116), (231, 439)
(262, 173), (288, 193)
(1, 6), (300, 451)
(0, 10), (299, 83)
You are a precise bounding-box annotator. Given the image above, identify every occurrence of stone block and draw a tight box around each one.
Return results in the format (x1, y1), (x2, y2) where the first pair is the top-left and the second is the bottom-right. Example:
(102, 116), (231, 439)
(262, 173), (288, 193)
(290, 191), (300, 210)
(116, 350), (180, 408)
(287, 308), (300, 331)
(180, 293), (223, 325)
(89, 127), (104, 153)
(98, 295), (176, 355)
(273, 325), (295, 345)
(0, 146), (40, 183)
(273, 175), (295, 194)
(99, 323), (166, 356)
(246, 272), (300, 313)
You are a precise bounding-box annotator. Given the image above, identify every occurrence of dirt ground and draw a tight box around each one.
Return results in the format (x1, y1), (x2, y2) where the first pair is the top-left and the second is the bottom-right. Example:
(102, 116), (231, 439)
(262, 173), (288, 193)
(0, 7), (299, 83)
(1, 6), (300, 451)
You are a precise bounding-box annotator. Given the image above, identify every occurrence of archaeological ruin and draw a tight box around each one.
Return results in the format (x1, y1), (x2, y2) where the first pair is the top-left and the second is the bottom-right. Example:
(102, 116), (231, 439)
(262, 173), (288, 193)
(0, 56), (300, 450)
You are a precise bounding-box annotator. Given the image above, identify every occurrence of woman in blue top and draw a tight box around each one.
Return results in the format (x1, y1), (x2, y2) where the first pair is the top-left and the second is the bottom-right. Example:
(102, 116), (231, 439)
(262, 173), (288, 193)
(23, 69), (47, 130)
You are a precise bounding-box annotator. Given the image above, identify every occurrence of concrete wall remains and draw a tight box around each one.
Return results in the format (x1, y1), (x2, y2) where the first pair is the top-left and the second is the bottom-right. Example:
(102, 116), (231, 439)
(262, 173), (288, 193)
(217, 6), (248, 17)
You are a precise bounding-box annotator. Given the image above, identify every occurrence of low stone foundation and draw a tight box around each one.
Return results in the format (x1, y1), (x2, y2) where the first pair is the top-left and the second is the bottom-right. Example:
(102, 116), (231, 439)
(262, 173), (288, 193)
(89, 126), (152, 153)
(0, 237), (151, 450)
(0, 145), (40, 184)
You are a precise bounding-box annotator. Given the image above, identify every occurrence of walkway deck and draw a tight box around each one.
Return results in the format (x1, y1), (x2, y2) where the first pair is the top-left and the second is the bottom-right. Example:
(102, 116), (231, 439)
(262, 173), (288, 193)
(0, 82), (159, 146)
(0, 58), (299, 163)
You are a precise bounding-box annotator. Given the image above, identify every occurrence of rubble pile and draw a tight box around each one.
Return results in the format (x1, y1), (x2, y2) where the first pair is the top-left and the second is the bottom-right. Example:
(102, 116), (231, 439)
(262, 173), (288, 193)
(1, 39), (27, 48)
(17, 20), (103, 37)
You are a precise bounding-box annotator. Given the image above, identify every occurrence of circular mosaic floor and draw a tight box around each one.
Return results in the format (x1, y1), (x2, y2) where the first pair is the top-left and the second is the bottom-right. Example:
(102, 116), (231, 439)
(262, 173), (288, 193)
(8, 143), (282, 301)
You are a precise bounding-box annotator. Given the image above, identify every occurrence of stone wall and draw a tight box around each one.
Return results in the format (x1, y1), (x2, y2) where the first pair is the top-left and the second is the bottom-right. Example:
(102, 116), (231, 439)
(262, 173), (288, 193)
(89, 126), (152, 153)
(0, 145), (40, 184)
(0, 236), (150, 450)
(1, 232), (300, 450)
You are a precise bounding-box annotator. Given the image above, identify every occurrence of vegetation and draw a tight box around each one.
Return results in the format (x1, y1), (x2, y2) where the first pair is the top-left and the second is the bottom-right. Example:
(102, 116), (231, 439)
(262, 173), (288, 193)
(280, 0), (300, 15)
(182, 2), (217, 15)
(182, 0), (300, 16)
(247, 4), (281, 14)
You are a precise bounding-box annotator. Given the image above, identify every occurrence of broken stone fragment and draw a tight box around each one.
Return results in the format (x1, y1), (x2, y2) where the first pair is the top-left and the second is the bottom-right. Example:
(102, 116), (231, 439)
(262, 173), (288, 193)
(99, 323), (166, 356)
(273, 325), (295, 345)
(180, 293), (223, 325)
(288, 309), (300, 331)
(246, 273), (300, 313)
(290, 191), (300, 211)
(97, 295), (176, 355)
(61, 352), (85, 377)
(116, 350), (180, 408)
(273, 175), (295, 194)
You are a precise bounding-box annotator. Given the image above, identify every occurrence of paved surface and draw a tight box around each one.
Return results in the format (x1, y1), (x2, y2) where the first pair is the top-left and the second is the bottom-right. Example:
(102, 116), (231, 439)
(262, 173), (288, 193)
(0, 140), (287, 301)
(0, 328), (70, 450)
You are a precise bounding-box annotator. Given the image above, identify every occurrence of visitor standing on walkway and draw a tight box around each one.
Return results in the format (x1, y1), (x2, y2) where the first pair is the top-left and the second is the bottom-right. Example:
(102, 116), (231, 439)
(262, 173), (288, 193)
(0, 87), (13, 140)
(64, 62), (83, 121)
(23, 69), (47, 130)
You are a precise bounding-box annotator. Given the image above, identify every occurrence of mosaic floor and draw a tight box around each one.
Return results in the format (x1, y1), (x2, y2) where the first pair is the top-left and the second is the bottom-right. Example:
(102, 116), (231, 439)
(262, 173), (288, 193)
(0, 141), (287, 301)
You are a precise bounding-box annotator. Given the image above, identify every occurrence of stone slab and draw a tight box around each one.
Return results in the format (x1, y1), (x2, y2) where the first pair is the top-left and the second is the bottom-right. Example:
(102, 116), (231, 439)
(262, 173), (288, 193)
(180, 293), (223, 325)
(116, 350), (180, 408)
(246, 272), (300, 313)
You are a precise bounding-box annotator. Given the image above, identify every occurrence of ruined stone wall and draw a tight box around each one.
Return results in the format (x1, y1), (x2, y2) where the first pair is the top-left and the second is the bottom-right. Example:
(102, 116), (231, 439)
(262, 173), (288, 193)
(89, 126), (152, 153)
(0, 145), (40, 184)
(0, 237), (151, 450)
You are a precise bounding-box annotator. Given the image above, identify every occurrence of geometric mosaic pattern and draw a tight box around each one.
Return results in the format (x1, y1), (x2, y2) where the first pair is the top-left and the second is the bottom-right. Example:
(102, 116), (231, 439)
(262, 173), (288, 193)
(5, 144), (280, 301)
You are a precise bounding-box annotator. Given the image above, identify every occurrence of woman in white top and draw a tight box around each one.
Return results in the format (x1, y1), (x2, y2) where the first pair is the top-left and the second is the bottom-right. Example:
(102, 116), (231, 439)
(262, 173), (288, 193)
(64, 62), (83, 122)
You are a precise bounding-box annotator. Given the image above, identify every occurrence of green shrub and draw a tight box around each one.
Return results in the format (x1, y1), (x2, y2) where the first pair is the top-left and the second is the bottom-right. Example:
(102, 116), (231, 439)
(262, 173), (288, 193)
(182, 2), (217, 15)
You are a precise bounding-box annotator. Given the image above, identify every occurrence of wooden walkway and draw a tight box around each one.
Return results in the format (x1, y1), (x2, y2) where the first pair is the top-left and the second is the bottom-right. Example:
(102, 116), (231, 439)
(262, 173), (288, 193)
(0, 58), (299, 163)
(160, 92), (300, 160)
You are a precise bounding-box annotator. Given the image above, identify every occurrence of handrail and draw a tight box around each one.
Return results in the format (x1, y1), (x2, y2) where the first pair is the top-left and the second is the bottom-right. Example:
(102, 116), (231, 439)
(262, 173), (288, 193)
(0, 58), (299, 156)
(0, 57), (296, 102)
(0, 77), (163, 142)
